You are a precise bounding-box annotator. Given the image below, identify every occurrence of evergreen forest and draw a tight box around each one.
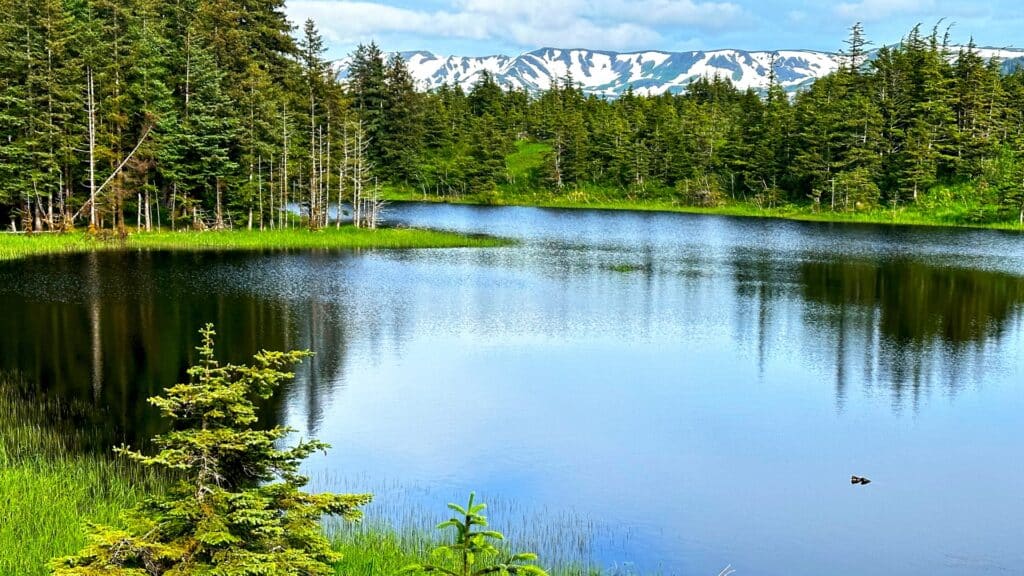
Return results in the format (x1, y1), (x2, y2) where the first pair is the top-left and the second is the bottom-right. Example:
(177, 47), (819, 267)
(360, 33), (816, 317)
(4, 1), (1024, 230)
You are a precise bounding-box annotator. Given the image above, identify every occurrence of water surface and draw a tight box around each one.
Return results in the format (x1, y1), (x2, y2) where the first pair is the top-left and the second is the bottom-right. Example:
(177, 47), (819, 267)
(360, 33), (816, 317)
(2, 204), (1023, 575)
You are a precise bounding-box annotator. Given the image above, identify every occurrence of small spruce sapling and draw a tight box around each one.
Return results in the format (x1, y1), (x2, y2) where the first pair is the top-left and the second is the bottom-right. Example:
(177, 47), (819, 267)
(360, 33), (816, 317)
(51, 324), (372, 575)
(402, 493), (548, 576)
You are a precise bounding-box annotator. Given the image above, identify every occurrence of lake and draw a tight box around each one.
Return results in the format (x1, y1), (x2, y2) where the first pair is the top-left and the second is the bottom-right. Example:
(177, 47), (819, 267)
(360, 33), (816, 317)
(2, 203), (1023, 576)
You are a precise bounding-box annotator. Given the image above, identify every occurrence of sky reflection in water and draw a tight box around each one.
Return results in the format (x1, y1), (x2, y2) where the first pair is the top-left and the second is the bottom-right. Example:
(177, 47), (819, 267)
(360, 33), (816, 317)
(1, 204), (1023, 575)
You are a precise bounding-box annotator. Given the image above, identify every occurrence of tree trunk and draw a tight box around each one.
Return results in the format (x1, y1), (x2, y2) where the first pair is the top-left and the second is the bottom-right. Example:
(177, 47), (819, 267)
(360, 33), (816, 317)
(269, 160), (275, 230)
(22, 198), (32, 235)
(215, 179), (224, 229)
(282, 104), (289, 230)
(309, 88), (316, 230)
(87, 67), (97, 230)
(258, 155), (264, 231)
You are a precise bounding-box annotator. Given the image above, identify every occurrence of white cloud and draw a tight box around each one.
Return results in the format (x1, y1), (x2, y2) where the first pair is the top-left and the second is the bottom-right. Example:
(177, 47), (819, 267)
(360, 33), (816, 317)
(787, 10), (807, 23)
(609, 0), (746, 28)
(834, 0), (936, 22)
(456, 0), (745, 27)
(286, 2), (487, 45)
(286, 0), (746, 52)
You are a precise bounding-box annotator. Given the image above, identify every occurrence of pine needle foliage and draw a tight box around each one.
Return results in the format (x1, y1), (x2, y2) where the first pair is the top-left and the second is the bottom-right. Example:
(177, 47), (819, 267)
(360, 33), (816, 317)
(50, 324), (372, 575)
(401, 493), (548, 576)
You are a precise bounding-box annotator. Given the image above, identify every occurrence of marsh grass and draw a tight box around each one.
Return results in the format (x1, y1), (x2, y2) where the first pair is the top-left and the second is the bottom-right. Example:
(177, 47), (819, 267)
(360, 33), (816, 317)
(0, 226), (509, 262)
(0, 375), (162, 576)
(2, 382), (616, 576)
(318, 475), (631, 576)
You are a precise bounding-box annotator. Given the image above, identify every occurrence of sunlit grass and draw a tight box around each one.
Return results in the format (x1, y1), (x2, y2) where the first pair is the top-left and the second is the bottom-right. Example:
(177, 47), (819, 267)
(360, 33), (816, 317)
(0, 226), (509, 262)
(0, 377), (162, 576)
(317, 473), (620, 576)
(3, 377), (608, 576)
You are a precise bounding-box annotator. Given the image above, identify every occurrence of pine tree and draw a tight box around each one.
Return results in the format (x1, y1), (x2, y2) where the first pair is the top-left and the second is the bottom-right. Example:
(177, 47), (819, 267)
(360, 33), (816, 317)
(842, 22), (871, 72)
(124, 0), (176, 231)
(952, 40), (1002, 178)
(299, 18), (327, 229)
(401, 493), (548, 576)
(163, 41), (237, 229)
(0, 0), (34, 227)
(468, 71), (504, 118)
(382, 54), (425, 184)
(745, 58), (794, 205)
(348, 42), (387, 170)
(51, 325), (372, 575)
(468, 113), (507, 194)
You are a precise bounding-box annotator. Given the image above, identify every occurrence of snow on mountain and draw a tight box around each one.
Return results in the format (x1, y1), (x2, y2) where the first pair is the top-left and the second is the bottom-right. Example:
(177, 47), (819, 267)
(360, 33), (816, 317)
(336, 46), (1024, 97)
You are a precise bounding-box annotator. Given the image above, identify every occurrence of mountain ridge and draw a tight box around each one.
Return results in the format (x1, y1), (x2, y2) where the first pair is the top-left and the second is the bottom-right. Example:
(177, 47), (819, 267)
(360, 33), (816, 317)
(336, 46), (1024, 97)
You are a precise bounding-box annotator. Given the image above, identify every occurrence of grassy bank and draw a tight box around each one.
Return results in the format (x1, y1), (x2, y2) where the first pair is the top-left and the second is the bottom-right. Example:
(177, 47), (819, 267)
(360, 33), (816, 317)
(0, 377), (162, 576)
(397, 140), (1024, 232)
(329, 522), (598, 576)
(329, 530), (593, 576)
(0, 226), (508, 262)
(2, 375), (598, 576)
(388, 186), (1024, 232)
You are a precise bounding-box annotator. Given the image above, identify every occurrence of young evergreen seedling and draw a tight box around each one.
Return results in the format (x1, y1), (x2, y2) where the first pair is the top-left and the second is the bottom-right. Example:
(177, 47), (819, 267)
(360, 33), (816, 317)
(402, 492), (548, 576)
(51, 324), (372, 575)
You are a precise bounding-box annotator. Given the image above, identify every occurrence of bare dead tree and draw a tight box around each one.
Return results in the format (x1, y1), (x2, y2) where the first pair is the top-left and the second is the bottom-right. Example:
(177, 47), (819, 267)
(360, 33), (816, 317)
(87, 66), (97, 229)
(336, 122), (347, 229)
(281, 102), (289, 230)
(258, 155), (264, 231)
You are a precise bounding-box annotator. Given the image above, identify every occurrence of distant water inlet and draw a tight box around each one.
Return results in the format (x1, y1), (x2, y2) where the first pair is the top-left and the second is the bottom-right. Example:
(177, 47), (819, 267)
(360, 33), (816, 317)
(1, 204), (1023, 575)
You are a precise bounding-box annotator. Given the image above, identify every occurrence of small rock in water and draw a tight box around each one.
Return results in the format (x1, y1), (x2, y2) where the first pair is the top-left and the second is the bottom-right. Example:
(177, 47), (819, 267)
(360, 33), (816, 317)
(851, 475), (872, 485)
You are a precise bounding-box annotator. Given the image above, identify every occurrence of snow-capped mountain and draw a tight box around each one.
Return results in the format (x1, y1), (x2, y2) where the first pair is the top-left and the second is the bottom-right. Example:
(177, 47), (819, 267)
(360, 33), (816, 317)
(337, 46), (1024, 97)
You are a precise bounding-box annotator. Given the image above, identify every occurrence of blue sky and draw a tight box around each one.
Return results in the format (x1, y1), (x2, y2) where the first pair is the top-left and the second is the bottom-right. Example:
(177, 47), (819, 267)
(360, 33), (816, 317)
(284, 0), (1024, 59)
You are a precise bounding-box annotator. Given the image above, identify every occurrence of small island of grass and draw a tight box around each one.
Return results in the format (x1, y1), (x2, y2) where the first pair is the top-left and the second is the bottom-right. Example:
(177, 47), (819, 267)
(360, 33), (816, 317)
(0, 227), (509, 263)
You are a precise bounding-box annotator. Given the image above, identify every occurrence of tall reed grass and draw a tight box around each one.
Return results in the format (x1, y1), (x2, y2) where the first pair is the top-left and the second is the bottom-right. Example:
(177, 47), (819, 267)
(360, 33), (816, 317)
(4, 374), (622, 576)
(318, 474), (630, 576)
(0, 375), (162, 576)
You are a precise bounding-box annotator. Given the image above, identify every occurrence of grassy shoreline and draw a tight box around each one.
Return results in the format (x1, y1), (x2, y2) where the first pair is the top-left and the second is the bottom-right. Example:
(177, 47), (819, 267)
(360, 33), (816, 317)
(0, 226), (509, 262)
(1, 375), (594, 576)
(386, 189), (1024, 232)
(0, 378), (163, 575)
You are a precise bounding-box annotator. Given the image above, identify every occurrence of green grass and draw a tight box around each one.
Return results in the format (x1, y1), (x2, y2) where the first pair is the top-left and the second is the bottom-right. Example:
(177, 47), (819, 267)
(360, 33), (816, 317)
(0, 226), (509, 262)
(507, 141), (549, 177)
(330, 527), (433, 576)
(2, 375), (602, 576)
(329, 521), (601, 576)
(387, 186), (1024, 231)
(0, 377), (162, 576)
(319, 473), (611, 576)
(329, 530), (598, 576)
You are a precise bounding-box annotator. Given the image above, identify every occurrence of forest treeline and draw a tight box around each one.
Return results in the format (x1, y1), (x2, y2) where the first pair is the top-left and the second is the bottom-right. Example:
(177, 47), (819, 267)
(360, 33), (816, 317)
(3, 2), (1024, 231)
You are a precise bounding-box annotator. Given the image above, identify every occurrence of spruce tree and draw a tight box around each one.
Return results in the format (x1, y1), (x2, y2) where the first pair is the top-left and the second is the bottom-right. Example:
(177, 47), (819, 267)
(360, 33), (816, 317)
(51, 324), (372, 575)
(348, 42), (387, 170)
(382, 54), (425, 184)
(163, 41), (237, 228)
(402, 493), (548, 576)
(468, 113), (507, 194)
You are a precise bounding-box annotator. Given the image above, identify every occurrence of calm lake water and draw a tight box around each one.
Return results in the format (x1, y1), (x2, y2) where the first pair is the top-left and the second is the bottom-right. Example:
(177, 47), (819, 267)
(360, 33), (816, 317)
(2, 204), (1024, 575)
